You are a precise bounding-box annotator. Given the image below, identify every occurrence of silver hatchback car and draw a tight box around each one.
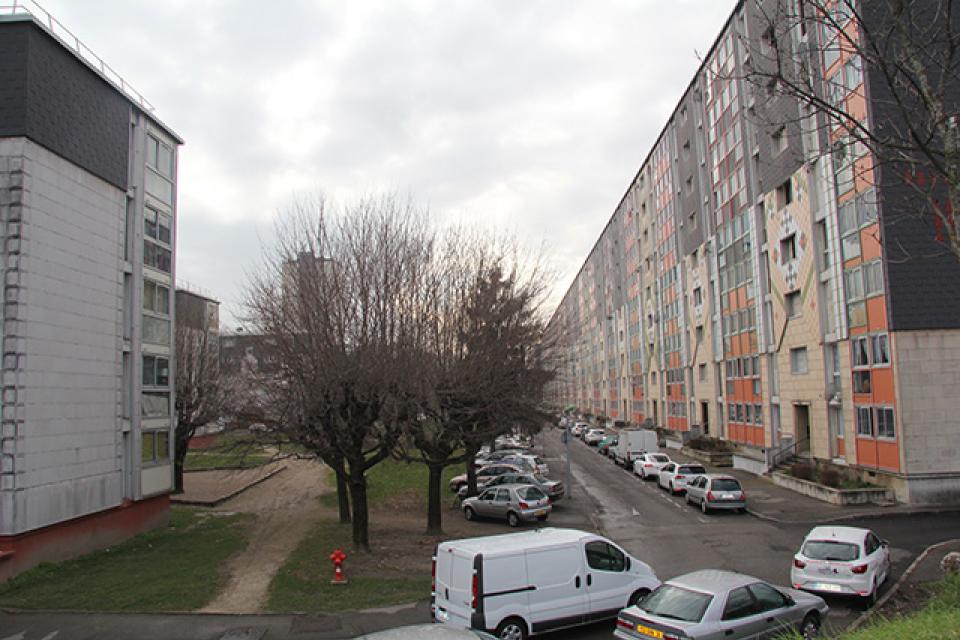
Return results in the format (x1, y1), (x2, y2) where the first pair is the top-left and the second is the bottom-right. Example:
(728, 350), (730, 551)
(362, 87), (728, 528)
(462, 484), (552, 527)
(615, 570), (829, 640)
(685, 474), (747, 514)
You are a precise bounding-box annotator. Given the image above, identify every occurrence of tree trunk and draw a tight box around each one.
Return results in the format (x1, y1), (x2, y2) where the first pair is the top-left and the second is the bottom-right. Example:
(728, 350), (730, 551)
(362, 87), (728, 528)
(337, 472), (351, 523)
(465, 442), (480, 497)
(349, 470), (370, 551)
(173, 451), (186, 495)
(425, 462), (444, 534)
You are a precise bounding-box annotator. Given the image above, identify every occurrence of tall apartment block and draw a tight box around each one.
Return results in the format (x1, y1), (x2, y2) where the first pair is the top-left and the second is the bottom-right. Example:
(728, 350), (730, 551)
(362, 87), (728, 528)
(0, 7), (181, 579)
(546, 0), (960, 504)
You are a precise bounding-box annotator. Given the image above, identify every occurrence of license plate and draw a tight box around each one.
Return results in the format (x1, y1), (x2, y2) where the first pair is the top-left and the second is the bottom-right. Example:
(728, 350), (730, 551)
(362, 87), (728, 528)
(635, 625), (663, 639)
(535, 509), (547, 517)
(722, 494), (734, 500)
(818, 567), (836, 575)
(815, 583), (843, 592)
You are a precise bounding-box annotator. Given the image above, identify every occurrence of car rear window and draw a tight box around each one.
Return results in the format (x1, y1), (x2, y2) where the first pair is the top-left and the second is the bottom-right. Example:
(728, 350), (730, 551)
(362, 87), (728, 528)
(640, 584), (713, 623)
(652, 455), (670, 462)
(802, 540), (860, 561)
(711, 479), (742, 491)
(680, 465), (707, 474)
(518, 486), (546, 501)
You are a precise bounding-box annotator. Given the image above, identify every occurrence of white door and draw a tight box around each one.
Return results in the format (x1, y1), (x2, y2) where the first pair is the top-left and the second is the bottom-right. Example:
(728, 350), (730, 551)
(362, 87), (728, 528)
(583, 540), (636, 619)
(525, 545), (588, 631)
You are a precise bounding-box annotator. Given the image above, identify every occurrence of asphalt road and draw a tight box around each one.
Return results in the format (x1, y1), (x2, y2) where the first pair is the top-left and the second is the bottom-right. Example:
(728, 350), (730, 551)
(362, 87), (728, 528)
(534, 427), (960, 640)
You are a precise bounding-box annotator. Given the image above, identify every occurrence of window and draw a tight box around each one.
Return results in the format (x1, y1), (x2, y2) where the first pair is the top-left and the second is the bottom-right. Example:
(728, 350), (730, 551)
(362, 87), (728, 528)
(495, 489), (510, 502)
(749, 583), (789, 613)
(699, 363), (707, 381)
(696, 325), (704, 344)
(853, 370), (871, 394)
(856, 406), (874, 436)
(847, 301), (867, 328)
(863, 260), (883, 296)
(845, 267), (864, 301)
(872, 334), (890, 365)
(816, 220), (830, 271)
(144, 207), (172, 245)
(772, 127), (788, 155)
(142, 355), (169, 387)
(754, 404), (763, 425)
(142, 391), (170, 417)
(853, 337), (870, 367)
(785, 290), (801, 317)
(841, 233), (861, 261)
(723, 587), (757, 621)
(745, 404), (753, 424)
(144, 241), (172, 273)
(876, 407), (896, 438)
(585, 541), (626, 572)
(141, 429), (170, 465)
(838, 200), (858, 235)
(143, 280), (170, 315)
(693, 287), (702, 307)
(823, 41), (841, 70)
(780, 234), (797, 264)
(146, 135), (174, 178)
(143, 315), (171, 346)
(790, 347), (808, 374)
(641, 584), (713, 624)
(778, 179), (793, 207)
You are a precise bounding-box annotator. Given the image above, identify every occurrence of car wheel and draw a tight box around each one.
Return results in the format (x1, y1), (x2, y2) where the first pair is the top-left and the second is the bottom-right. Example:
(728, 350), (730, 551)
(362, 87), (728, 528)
(669, 482), (676, 494)
(464, 506), (475, 521)
(864, 579), (878, 608)
(629, 588), (651, 607)
(800, 613), (821, 639)
(685, 493), (692, 505)
(507, 511), (520, 527)
(496, 617), (527, 640)
(700, 498), (709, 514)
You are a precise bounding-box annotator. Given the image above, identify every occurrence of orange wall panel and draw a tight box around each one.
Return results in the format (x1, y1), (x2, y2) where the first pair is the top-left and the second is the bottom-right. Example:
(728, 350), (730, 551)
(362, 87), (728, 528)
(866, 296), (888, 331)
(876, 441), (900, 472)
(860, 225), (882, 261)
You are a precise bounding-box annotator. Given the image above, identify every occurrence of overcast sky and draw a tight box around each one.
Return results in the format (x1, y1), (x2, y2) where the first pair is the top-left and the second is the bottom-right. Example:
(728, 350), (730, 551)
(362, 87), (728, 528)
(38, 0), (736, 327)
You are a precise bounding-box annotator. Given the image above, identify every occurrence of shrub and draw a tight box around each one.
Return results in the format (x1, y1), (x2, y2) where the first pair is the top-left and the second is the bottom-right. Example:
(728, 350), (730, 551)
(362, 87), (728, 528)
(818, 467), (842, 488)
(791, 462), (814, 480)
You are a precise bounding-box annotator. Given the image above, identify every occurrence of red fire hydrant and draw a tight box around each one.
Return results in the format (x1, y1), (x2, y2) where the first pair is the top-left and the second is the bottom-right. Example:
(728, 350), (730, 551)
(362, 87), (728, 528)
(330, 548), (348, 585)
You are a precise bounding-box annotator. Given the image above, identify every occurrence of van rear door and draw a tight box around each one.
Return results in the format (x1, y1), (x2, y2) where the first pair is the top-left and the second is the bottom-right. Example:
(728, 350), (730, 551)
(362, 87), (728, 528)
(525, 543), (588, 631)
(434, 545), (475, 628)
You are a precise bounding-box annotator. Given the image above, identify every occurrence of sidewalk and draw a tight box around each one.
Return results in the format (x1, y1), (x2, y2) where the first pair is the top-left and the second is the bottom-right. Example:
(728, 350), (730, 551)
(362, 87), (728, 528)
(665, 449), (960, 524)
(172, 463), (287, 506)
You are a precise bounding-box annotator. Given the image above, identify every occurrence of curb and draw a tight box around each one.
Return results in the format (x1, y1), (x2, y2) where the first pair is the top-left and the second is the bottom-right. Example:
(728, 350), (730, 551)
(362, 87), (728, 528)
(847, 537), (960, 632)
(744, 505), (960, 525)
(171, 465), (287, 507)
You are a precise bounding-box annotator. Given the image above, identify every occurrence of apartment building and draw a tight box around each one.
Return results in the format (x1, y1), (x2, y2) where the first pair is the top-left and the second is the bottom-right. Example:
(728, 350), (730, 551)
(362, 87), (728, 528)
(0, 7), (181, 578)
(547, 0), (960, 504)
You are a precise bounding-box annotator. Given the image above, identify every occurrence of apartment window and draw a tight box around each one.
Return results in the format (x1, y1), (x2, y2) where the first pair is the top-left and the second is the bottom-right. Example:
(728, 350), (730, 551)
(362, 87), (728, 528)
(856, 406), (874, 436)
(744, 404), (753, 424)
(772, 127), (787, 155)
(753, 378), (762, 395)
(780, 234), (797, 264)
(857, 189), (878, 225)
(838, 200), (858, 235)
(728, 403), (737, 422)
(853, 370), (872, 394)
(777, 179), (793, 207)
(141, 429), (170, 464)
(847, 301), (867, 328)
(863, 260), (884, 296)
(876, 407), (896, 439)
(816, 220), (830, 271)
(696, 325), (704, 344)
(845, 266), (864, 300)
(872, 334), (890, 365)
(823, 38), (841, 70)
(785, 290), (801, 317)
(754, 404), (763, 425)
(142, 355), (169, 387)
(144, 207), (172, 245)
(699, 363), (707, 381)
(146, 135), (174, 178)
(143, 315), (171, 346)
(144, 241), (172, 273)
(693, 287), (703, 307)
(142, 392), (170, 418)
(853, 336), (870, 367)
(790, 347), (808, 374)
(143, 280), (170, 315)
(735, 403), (744, 423)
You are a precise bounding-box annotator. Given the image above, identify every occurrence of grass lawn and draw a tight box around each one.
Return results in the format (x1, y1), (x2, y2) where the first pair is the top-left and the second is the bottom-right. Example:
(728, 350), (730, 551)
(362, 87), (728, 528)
(267, 519), (430, 612)
(836, 573), (960, 640)
(319, 457), (462, 510)
(184, 450), (271, 471)
(0, 507), (252, 611)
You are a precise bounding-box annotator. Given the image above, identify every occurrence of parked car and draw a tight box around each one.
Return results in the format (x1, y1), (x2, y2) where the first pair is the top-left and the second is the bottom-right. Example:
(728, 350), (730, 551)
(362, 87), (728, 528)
(458, 472), (564, 502)
(615, 570), (828, 640)
(474, 449), (526, 466)
(612, 430), (659, 468)
(632, 453), (673, 479)
(598, 435), (618, 456)
(462, 484), (552, 527)
(685, 474), (747, 514)
(657, 462), (707, 494)
(791, 526), (891, 605)
(571, 422), (589, 437)
(449, 464), (525, 493)
(357, 624), (495, 639)
(433, 528), (660, 640)
(584, 429), (606, 445)
(505, 453), (548, 475)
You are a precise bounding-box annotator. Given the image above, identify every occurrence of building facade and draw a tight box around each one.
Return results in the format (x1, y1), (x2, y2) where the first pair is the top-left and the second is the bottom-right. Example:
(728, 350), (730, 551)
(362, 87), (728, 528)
(0, 8), (181, 579)
(546, 0), (960, 504)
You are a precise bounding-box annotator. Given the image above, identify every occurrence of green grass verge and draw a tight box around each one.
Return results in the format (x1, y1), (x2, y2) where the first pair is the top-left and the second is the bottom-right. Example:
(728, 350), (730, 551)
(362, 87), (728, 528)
(838, 573), (960, 640)
(184, 450), (271, 470)
(267, 519), (429, 612)
(319, 457), (462, 509)
(0, 507), (252, 611)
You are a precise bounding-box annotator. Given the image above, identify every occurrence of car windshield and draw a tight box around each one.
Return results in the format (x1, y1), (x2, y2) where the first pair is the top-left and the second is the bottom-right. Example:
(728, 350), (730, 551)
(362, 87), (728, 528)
(711, 479), (741, 491)
(640, 584), (713, 623)
(680, 465), (707, 474)
(652, 455), (670, 463)
(518, 486), (546, 501)
(802, 540), (860, 561)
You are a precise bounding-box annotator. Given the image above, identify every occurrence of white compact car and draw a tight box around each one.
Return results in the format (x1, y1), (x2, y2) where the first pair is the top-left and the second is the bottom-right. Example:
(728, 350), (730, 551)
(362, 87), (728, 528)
(657, 462), (707, 494)
(632, 453), (672, 479)
(791, 526), (891, 604)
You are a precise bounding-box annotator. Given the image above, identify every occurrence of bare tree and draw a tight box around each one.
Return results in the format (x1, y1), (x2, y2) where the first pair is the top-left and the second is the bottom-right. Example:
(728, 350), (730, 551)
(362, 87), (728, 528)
(173, 295), (227, 494)
(400, 231), (556, 534)
(738, 0), (960, 260)
(243, 194), (430, 551)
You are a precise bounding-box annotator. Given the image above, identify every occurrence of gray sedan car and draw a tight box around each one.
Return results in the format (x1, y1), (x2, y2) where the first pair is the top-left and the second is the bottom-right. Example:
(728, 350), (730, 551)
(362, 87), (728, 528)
(615, 570), (828, 640)
(685, 474), (747, 514)
(462, 484), (552, 527)
(457, 471), (564, 502)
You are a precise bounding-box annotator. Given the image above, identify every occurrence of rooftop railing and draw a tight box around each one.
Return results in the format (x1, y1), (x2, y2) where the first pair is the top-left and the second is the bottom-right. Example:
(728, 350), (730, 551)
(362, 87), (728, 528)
(1, 0), (155, 112)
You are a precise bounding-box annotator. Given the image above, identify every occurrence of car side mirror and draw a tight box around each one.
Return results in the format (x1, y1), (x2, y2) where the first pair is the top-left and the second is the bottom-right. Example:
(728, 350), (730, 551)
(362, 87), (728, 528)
(882, 539), (889, 547)
(625, 557), (632, 571)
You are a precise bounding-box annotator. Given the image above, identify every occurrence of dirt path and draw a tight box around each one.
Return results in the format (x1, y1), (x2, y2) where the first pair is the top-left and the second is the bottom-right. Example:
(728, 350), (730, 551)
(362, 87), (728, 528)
(200, 457), (330, 613)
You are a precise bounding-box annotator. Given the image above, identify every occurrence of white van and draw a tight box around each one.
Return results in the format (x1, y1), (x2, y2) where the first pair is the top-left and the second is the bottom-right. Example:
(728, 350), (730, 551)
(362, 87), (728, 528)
(611, 430), (659, 468)
(432, 528), (659, 640)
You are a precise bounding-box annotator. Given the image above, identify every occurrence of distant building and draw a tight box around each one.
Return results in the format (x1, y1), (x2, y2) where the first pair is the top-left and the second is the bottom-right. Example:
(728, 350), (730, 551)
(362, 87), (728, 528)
(176, 287), (220, 335)
(0, 7), (182, 578)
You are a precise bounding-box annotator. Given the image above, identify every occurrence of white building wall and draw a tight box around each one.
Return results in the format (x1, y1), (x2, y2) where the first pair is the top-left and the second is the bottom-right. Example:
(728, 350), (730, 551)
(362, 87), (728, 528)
(0, 138), (125, 534)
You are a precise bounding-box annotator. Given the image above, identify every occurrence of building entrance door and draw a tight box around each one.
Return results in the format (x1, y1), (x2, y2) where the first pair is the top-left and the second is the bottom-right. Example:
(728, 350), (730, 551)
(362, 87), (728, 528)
(794, 404), (811, 454)
(701, 402), (710, 436)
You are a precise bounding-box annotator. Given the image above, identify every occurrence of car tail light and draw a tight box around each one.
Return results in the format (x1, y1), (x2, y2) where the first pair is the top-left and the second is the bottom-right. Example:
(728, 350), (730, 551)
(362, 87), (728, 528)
(519, 501), (529, 509)
(852, 564), (869, 574)
(707, 491), (715, 501)
(664, 633), (685, 640)
(676, 475), (685, 480)
(431, 558), (437, 592)
(616, 618), (633, 629)
(645, 463), (653, 467)
(740, 489), (746, 499)
(471, 573), (478, 608)
(794, 558), (806, 569)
